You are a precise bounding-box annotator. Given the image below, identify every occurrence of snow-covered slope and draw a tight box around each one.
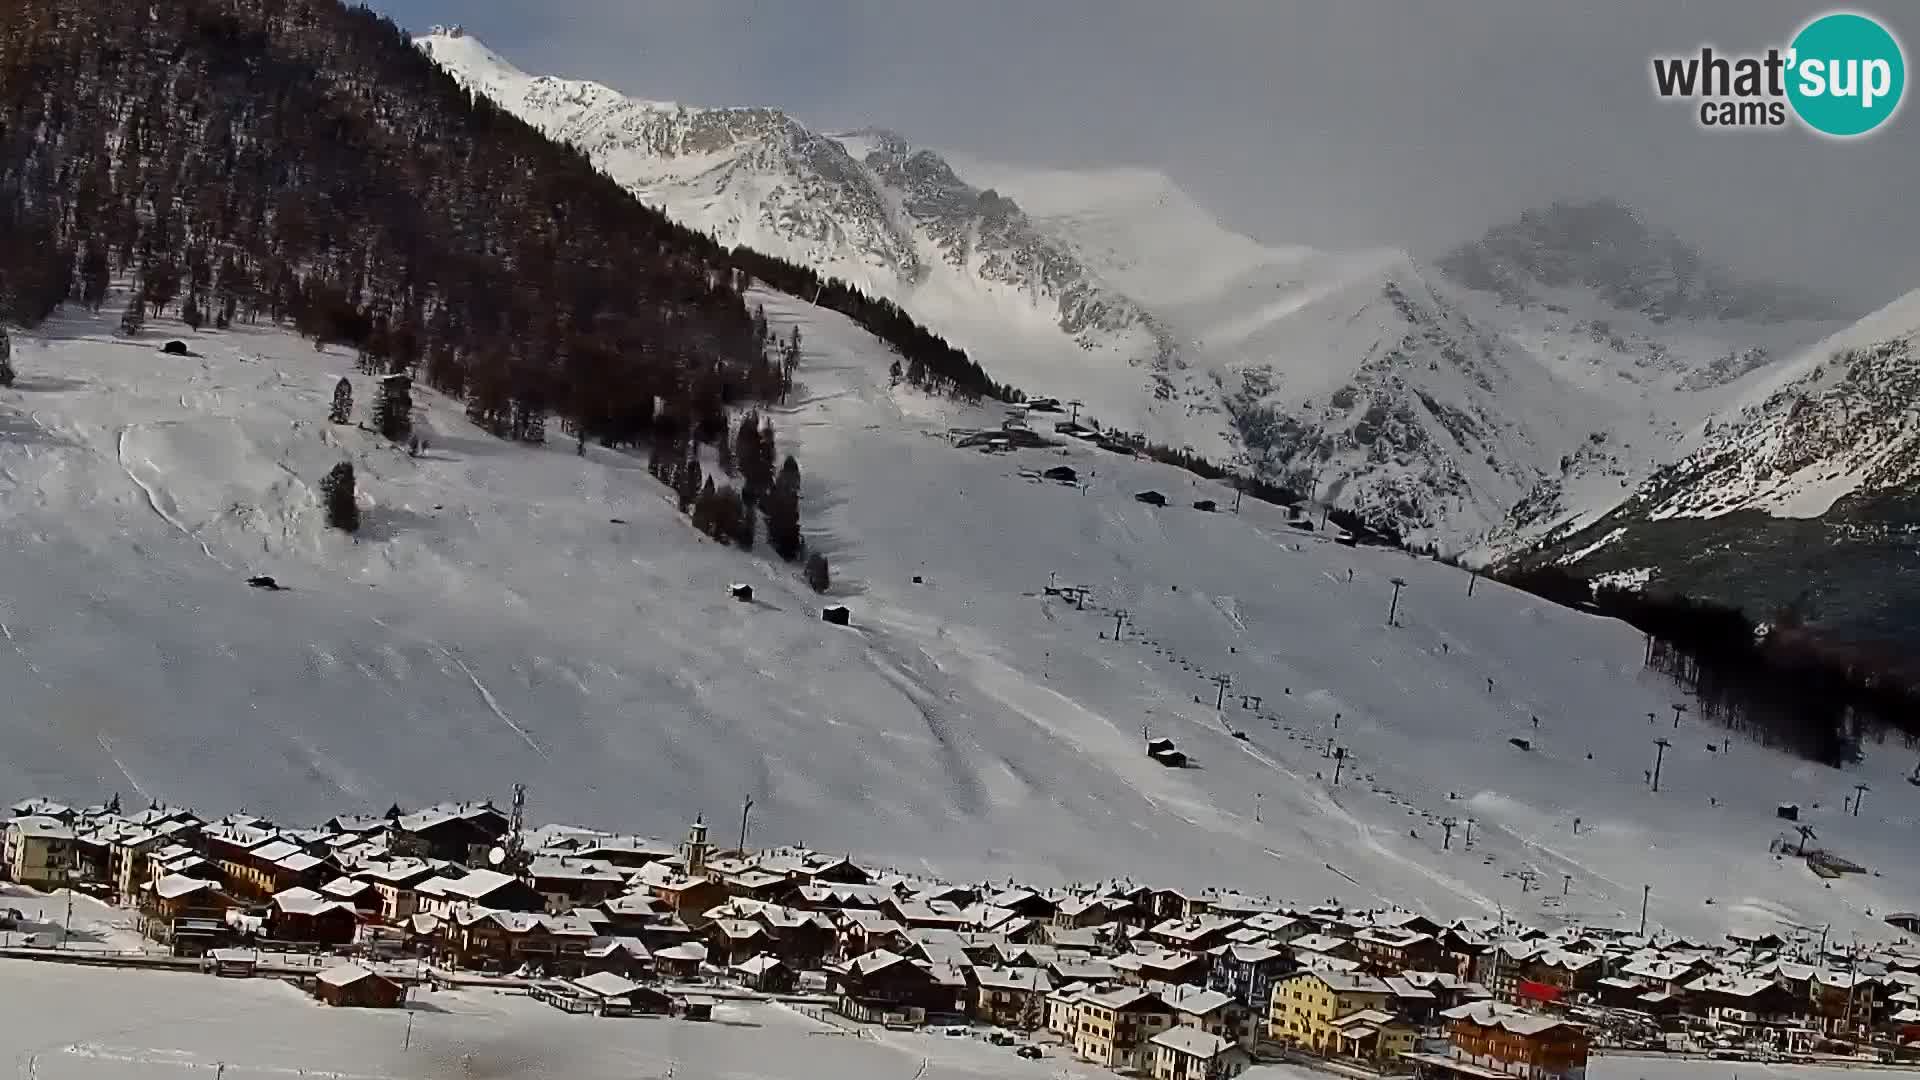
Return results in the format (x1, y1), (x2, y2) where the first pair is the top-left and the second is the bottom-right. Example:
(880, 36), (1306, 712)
(1635, 288), (1920, 522)
(415, 32), (1846, 551)
(2, 292), (1916, 943)
(1524, 290), (1920, 647)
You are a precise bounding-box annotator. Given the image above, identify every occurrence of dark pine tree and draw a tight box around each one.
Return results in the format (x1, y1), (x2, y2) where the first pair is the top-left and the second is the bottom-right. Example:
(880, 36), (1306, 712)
(0, 326), (13, 387)
(804, 552), (831, 594)
(329, 377), (353, 424)
(320, 461), (360, 533)
(182, 294), (204, 330)
(765, 456), (803, 561)
(373, 372), (413, 442)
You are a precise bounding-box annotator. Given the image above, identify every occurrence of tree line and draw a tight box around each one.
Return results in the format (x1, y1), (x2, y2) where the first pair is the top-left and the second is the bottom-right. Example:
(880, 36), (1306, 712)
(1496, 565), (1920, 766)
(0, 0), (844, 569)
(0, 0), (1418, 577)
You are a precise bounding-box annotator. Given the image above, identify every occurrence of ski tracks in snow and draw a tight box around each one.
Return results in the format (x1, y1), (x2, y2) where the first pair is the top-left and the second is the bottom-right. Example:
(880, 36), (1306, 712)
(448, 652), (548, 759)
(117, 425), (231, 569)
(95, 733), (152, 802)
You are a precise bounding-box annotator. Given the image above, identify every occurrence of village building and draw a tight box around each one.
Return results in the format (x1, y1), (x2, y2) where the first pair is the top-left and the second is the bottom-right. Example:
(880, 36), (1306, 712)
(1112, 949), (1208, 987)
(970, 965), (1053, 1029)
(1156, 982), (1256, 1048)
(1148, 1026), (1251, 1080)
(582, 935), (652, 978)
(563, 971), (672, 1016)
(1292, 932), (1360, 963)
(988, 887), (1062, 921)
(313, 963), (406, 1008)
(319, 876), (381, 912)
(415, 868), (546, 916)
(1354, 927), (1443, 974)
(1054, 896), (1121, 930)
(732, 954), (797, 993)
(1681, 973), (1806, 1031)
(138, 874), (231, 956)
(1073, 986), (1177, 1072)
(1150, 914), (1246, 953)
(1407, 1001), (1591, 1080)
(351, 858), (445, 922)
(1268, 969), (1396, 1052)
(832, 949), (957, 1024)
(836, 908), (909, 957)
(442, 907), (596, 976)
(527, 856), (628, 913)
(1515, 948), (1602, 1007)
(3, 815), (78, 887)
(706, 917), (777, 966)
(268, 886), (361, 945)
(653, 940), (709, 980)
(1327, 1009), (1418, 1063)
(389, 802), (511, 863)
(1210, 943), (1292, 1014)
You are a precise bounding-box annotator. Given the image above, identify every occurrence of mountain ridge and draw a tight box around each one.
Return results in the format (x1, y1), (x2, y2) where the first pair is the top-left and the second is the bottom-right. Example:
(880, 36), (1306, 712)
(417, 29), (1850, 552)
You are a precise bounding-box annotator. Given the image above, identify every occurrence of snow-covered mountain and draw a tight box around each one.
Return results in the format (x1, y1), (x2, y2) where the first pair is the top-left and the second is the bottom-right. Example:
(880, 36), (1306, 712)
(1524, 289), (1920, 649)
(5, 289), (1918, 943)
(416, 30), (1847, 549)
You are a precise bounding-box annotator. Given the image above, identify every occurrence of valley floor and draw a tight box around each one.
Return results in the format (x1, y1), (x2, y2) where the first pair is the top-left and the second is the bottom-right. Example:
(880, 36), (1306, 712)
(0, 292), (1916, 944)
(0, 961), (1911, 1080)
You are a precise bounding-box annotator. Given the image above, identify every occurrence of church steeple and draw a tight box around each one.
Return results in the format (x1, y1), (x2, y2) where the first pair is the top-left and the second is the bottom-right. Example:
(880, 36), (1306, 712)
(682, 815), (711, 878)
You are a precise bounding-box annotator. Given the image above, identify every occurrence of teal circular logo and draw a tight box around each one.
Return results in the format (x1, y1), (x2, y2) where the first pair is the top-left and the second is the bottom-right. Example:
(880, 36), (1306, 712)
(1787, 12), (1905, 137)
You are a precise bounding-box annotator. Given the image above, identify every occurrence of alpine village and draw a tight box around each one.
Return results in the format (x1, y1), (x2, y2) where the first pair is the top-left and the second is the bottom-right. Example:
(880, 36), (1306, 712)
(5, 790), (1920, 1080)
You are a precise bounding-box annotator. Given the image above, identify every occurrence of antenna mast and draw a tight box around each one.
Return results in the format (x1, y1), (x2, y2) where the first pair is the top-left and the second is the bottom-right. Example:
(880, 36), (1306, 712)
(504, 782), (528, 877)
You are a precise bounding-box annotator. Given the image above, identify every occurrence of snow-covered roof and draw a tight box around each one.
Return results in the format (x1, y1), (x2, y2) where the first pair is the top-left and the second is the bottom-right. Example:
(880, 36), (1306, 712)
(1149, 1027), (1233, 1058)
(1290, 969), (1391, 994)
(316, 963), (386, 988)
(248, 840), (303, 863)
(1443, 1001), (1575, 1035)
(731, 954), (786, 976)
(570, 971), (641, 999)
(8, 815), (75, 840)
(152, 874), (217, 900)
(974, 966), (1051, 993)
(1292, 933), (1351, 954)
(272, 887), (353, 917)
(655, 941), (708, 963)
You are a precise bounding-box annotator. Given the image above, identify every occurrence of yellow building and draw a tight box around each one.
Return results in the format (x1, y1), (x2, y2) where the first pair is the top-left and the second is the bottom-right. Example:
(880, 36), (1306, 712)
(1268, 969), (1397, 1053)
(3, 816), (78, 888)
(1328, 1009), (1418, 1063)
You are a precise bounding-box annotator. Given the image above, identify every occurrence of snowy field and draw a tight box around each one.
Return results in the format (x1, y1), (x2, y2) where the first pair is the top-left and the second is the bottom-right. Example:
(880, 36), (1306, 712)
(1, 961), (1913, 1080)
(0, 959), (1079, 1080)
(1, 292), (1917, 943)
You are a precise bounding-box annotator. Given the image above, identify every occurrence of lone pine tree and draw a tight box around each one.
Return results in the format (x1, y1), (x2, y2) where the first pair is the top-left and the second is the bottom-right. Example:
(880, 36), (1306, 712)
(0, 326), (13, 388)
(320, 461), (359, 533)
(329, 377), (353, 424)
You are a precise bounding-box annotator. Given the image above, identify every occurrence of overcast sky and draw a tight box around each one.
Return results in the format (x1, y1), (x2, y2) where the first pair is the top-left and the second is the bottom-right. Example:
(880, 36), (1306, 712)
(371, 1), (1919, 310)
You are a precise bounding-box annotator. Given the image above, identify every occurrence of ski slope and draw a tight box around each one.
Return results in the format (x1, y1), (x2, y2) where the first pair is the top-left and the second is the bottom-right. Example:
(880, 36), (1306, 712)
(0, 295), (1915, 943)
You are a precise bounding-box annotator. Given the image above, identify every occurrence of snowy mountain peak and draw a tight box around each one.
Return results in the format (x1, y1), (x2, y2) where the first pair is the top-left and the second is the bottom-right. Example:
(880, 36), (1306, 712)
(1439, 198), (1848, 325)
(419, 39), (1852, 549)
